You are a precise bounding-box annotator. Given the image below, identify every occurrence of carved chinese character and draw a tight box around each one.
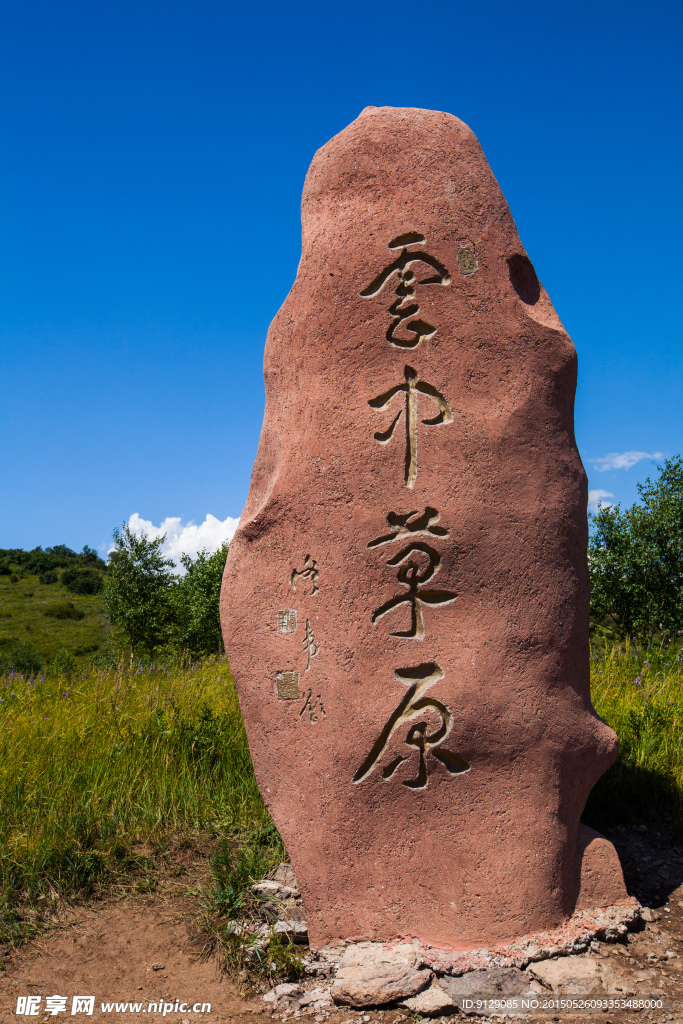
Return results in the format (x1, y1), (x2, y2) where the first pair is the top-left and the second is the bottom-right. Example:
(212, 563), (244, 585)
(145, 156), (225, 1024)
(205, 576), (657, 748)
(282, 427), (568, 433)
(367, 506), (449, 548)
(277, 609), (298, 633)
(302, 618), (319, 671)
(299, 687), (326, 723)
(290, 554), (320, 595)
(353, 662), (470, 788)
(276, 671), (301, 700)
(361, 233), (451, 349)
(369, 366), (452, 489)
(372, 542), (456, 639)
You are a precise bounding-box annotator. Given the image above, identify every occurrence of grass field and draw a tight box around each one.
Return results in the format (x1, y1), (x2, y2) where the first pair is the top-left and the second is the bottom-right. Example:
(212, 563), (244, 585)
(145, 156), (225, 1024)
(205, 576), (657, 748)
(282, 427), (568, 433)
(0, 643), (681, 970)
(0, 657), (283, 956)
(0, 574), (108, 669)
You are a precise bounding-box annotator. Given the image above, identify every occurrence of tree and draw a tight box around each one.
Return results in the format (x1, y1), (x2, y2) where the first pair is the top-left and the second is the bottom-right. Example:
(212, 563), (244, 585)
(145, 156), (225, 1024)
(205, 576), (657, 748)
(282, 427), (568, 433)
(170, 544), (229, 659)
(103, 524), (175, 663)
(588, 455), (683, 650)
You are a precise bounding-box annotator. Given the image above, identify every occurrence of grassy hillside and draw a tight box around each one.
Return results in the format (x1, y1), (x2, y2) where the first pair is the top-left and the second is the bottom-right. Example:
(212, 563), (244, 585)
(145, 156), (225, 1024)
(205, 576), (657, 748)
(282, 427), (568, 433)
(0, 574), (109, 671)
(0, 546), (109, 671)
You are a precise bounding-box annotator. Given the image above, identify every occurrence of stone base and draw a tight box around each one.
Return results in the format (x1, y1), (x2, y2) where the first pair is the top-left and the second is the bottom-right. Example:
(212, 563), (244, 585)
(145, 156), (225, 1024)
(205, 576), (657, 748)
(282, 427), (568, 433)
(263, 900), (641, 1012)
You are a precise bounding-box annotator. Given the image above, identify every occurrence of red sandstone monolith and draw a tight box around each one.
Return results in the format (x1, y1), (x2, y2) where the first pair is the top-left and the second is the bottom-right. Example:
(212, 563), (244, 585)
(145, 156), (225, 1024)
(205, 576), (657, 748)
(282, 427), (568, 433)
(220, 106), (627, 949)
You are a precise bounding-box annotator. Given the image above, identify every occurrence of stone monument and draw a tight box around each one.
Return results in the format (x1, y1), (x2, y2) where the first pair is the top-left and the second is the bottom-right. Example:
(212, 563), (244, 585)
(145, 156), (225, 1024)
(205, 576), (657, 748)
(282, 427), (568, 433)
(220, 106), (629, 952)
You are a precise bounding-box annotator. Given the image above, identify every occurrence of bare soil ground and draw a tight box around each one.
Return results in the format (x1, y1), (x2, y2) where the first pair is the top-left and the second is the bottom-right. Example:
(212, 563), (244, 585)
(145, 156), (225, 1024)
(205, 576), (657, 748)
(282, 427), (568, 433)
(0, 824), (681, 1024)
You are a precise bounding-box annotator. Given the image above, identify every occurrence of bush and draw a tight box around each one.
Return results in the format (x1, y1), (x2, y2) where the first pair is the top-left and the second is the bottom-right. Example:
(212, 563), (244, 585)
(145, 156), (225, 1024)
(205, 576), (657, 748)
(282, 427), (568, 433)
(39, 571), (58, 585)
(61, 568), (103, 595)
(52, 650), (77, 675)
(1, 641), (44, 675)
(44, 601), (86, 621)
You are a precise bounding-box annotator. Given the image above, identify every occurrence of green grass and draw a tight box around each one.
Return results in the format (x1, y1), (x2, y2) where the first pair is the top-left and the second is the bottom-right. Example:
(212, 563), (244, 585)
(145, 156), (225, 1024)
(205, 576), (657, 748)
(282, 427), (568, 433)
(585, 641), (683, 828)
(1, 643), (681, 976)
(0, 574), (108, 669)
(0, 657), (282, 953)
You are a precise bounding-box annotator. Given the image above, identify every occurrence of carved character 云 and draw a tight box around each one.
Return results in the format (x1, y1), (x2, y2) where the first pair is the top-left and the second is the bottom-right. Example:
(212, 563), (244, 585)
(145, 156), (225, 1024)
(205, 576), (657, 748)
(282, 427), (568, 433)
(361, 232), (451, 349)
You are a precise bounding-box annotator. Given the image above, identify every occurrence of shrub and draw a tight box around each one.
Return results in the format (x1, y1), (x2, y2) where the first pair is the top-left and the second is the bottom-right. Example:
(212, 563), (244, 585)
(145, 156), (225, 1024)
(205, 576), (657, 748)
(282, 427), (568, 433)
(1, 641), (43, 675)
(44, 601), (86, 621)
(52, 650), (77, 675)
(39, 571), (58, 585)
(61, 568), (103, 595)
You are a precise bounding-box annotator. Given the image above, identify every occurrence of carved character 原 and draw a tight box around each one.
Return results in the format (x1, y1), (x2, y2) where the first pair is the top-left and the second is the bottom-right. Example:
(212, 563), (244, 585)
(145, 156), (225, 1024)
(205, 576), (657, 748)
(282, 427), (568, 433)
(354, 662), (470, 788)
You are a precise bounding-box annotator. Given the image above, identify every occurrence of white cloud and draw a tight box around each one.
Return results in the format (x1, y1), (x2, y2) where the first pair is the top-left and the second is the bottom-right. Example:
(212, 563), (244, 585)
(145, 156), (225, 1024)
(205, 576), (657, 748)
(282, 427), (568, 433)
(589, 451), (663, 472)
(588, 489), (615, 512)
(118, 513), (240, 572)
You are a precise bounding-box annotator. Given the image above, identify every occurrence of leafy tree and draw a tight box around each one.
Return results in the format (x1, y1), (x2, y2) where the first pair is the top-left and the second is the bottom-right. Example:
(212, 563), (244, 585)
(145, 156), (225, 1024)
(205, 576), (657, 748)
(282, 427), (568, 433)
(171, 544), (229, 659)
(103, 524), (175, 663)
(589, 455), (683, 650)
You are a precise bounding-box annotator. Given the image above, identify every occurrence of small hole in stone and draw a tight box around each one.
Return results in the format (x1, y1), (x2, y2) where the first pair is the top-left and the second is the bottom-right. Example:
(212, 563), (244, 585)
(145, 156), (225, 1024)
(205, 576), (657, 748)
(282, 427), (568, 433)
(507, 254), (541, 305)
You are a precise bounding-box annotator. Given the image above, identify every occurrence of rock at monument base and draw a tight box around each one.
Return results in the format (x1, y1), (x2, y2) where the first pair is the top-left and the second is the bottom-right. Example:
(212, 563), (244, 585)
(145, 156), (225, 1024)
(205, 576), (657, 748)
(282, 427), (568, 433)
(576, 823), (630, 909)
(438, 967), (532, 1000)
(261, 983), (304, 1009)
(221, 103), (626, 950)
(330, 942), (432, 1006)
(528, 955), (644, 997)
(296, 986), (335, 1011)
(401, 980), (456, 1015)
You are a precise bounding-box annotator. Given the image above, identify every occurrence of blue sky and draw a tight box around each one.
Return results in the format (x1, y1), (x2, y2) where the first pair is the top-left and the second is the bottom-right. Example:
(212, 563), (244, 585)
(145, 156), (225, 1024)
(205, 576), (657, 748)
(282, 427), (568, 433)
(1, 0), (681, 555)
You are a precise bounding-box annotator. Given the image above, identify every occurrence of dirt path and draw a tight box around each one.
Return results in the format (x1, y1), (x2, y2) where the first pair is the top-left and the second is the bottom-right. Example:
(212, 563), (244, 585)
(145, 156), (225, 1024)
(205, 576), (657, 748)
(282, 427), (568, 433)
(0, 822), (681, 1023)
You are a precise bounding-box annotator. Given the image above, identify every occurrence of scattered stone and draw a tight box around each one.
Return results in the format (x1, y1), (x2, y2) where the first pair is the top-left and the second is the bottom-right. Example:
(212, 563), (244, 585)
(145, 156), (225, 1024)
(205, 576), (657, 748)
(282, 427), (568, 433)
(641, 907), (660, 922)
(297, 987), (335, 1011)
(331, 943), (431, 1007)
(401, 981), (455, 1016)
(151, 962), (165, 971)
(262, 983), (305, 1009)
(253, 880), (283, 895)
(274, 918), (308, 942)
(271, 863), (297, 888)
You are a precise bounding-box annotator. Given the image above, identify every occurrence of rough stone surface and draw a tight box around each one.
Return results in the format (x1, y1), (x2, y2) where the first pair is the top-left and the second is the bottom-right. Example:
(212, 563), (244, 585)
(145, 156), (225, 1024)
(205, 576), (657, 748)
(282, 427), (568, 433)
(296, 986), (335, 1011)
(438, 967), (532, 998)
(401, 980), (456, 1015)
(261, 983), (304, 1008)
(529, 955), (648, 997)
(576, 823), (630, 908)
(330, 942), (431, 1006)
(221, 104), (625, 949)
